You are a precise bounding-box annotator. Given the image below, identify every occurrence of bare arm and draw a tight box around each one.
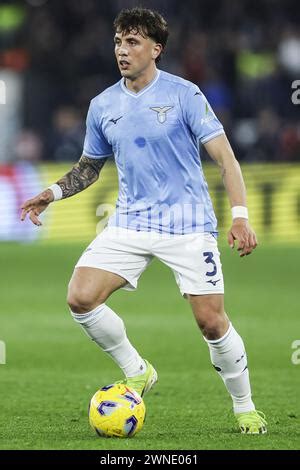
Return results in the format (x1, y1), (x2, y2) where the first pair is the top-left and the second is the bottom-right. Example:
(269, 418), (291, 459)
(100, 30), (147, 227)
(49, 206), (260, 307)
(56, 155), (107, 199)
(204, 134), (257, 256)
(21, 155), (107, 226)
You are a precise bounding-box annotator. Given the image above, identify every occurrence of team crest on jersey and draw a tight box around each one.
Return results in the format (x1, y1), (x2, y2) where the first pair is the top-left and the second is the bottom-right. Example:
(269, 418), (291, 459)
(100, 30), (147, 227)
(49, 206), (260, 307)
(150, 106), (174, 123)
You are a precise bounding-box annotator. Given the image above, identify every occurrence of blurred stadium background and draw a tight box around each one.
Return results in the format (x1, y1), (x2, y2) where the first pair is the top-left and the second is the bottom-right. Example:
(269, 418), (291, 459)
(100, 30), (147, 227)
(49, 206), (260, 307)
(1, 0), (300, 450)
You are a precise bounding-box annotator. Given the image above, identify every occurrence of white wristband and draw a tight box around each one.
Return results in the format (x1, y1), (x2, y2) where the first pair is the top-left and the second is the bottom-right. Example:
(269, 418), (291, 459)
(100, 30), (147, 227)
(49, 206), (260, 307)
(48, 184), (63, 201)
(231, 206), (248, 220)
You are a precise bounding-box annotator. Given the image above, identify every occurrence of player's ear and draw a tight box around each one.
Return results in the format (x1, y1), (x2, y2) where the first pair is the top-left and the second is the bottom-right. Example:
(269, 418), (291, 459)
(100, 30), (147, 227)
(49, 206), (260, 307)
(152, 43), (162, 61)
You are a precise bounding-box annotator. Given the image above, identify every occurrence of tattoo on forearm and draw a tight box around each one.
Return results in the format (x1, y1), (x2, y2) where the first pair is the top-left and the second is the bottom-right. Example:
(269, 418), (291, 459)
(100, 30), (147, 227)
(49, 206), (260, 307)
(56, 155), (108, 199)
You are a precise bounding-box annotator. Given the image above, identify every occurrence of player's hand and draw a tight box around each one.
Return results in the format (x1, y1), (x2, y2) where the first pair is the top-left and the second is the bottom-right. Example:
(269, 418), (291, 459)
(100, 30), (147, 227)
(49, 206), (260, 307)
(227, 219), (258, 257)
(20, 189), (54, 226)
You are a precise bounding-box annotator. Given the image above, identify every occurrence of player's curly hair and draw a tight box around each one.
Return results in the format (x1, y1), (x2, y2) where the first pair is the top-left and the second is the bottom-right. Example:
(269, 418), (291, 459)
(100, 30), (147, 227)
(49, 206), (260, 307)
(113, 7), (169, 63)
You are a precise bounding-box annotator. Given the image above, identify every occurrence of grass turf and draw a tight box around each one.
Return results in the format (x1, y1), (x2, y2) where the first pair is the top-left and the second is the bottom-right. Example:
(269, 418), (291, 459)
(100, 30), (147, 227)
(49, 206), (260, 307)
(0, 242), (299, 450)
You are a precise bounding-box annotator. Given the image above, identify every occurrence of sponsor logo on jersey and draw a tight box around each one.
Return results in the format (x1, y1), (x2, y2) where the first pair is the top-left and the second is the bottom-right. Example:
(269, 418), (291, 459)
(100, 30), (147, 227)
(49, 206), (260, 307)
(109, 116), (123, 124)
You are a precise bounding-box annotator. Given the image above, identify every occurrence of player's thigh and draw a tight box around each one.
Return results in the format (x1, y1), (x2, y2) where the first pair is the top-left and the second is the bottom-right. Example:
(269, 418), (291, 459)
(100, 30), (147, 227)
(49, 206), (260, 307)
(67, 267), (127, 312)
(68, 227), (152, 311)
(75, 228), (152, 292)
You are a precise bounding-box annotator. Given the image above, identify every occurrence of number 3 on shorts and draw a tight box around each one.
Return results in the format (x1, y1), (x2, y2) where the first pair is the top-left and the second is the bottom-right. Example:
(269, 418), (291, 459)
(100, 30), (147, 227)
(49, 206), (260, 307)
(203, 251), (217, 277)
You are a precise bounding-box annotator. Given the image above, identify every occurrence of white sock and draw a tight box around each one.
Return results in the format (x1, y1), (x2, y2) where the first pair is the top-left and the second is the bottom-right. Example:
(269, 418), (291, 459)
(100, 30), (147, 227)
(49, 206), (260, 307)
(205, 323), (255, 414)
(71, 304), (146, 378)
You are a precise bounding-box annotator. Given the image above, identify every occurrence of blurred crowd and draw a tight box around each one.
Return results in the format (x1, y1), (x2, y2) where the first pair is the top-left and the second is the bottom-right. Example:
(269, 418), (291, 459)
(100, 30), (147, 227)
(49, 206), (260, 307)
(0, 0), (300, 163)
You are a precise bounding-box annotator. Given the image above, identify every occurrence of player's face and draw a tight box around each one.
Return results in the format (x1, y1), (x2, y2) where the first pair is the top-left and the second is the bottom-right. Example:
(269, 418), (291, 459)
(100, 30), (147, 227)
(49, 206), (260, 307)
(114, 30), (161, 80)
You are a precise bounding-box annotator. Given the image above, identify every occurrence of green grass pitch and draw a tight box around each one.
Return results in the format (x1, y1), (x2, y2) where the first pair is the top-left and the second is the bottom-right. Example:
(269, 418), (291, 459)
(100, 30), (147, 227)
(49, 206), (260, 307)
(0, 242), (299, 450)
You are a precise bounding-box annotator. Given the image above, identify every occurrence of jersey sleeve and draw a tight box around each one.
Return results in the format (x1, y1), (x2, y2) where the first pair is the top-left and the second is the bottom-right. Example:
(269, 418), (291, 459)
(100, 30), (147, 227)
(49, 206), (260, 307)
(83, 100), (113, 159)
(183, 85), (225, 144)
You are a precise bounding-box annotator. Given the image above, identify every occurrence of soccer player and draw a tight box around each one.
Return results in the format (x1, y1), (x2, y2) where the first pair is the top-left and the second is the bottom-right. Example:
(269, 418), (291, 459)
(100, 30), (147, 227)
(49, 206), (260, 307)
(21, 7), (267, 434)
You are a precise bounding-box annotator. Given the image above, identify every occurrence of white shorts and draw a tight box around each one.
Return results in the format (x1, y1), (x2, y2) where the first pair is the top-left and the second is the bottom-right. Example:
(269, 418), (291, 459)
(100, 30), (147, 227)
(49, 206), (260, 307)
(75, 227), (224, 296)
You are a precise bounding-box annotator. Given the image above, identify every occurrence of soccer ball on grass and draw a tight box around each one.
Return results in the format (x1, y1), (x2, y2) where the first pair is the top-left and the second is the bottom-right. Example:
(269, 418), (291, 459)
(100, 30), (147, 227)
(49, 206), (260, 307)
(88, 383), (146, 438)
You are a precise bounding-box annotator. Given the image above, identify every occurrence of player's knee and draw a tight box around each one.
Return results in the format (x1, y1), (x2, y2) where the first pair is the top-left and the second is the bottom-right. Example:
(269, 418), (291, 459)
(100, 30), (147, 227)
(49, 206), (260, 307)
(67, 274), (112, 313)
(197, 312), (228, 340)
(202, 318), (225, 340)
(67, 292), (91, 314)
(67, 287), (104, 314)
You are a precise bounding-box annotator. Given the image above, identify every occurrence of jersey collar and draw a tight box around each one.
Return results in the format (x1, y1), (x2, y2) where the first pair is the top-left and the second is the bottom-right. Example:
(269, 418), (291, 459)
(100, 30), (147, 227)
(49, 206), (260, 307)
(120, 69), (161, 98)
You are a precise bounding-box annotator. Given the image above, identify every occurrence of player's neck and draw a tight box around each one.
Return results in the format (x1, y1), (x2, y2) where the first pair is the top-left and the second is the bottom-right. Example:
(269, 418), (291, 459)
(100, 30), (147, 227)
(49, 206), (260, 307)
(124, 66), (158, 94)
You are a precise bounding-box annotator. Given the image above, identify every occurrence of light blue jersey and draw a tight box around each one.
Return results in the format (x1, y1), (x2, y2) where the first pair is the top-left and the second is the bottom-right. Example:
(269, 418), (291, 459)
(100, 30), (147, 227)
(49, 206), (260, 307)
(83, 70), (224, 234)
